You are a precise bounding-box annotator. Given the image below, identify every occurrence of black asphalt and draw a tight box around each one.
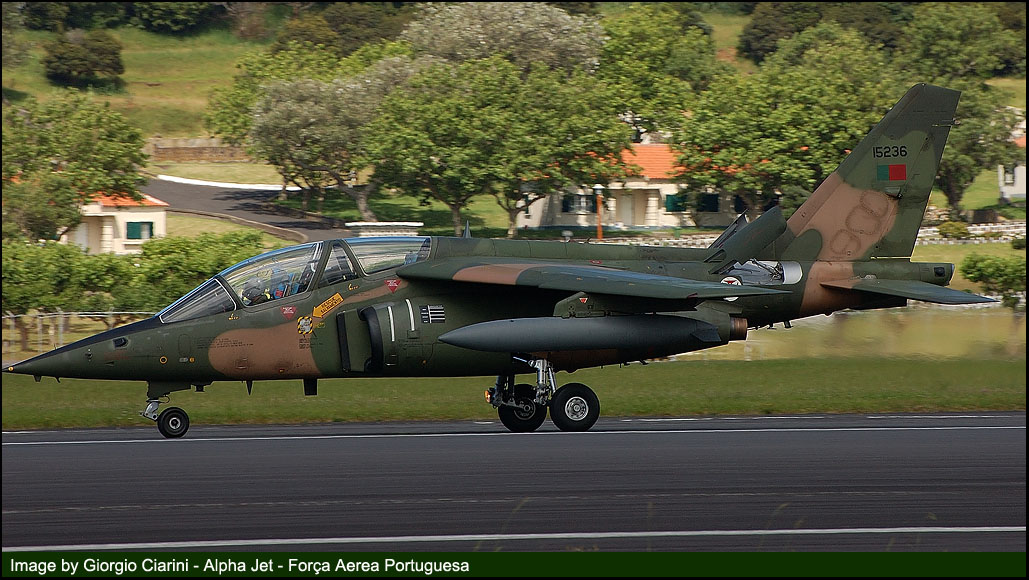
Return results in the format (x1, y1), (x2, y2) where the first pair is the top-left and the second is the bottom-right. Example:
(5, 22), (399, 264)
(3, 413), (1024, 552)
(142, 178), (348, 242)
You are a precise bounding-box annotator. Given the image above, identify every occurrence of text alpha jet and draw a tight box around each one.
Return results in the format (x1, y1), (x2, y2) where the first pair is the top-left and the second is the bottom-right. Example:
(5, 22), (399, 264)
(5, 83), (993, 437)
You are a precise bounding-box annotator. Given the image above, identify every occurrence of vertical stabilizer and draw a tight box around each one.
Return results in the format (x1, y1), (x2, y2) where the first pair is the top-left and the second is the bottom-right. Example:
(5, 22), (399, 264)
(770, 83), (959, 261)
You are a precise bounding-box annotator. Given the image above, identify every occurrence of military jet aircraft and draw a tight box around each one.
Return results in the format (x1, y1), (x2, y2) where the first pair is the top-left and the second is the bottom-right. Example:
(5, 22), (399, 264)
(5, 83), (993, 438)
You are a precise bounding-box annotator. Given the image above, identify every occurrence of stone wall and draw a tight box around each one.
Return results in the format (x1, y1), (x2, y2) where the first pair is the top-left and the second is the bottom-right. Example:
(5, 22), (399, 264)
(144, 138), (251, 162)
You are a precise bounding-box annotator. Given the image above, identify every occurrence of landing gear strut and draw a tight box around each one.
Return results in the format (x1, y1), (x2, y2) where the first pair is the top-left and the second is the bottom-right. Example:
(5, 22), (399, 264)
(142, 398), (191, 438)
(141, 381), (196, 438)
(487, 358), (600, 433)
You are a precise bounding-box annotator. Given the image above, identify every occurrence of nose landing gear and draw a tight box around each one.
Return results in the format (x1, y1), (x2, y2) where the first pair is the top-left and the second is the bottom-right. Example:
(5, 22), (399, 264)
(141, 381), (197, 438)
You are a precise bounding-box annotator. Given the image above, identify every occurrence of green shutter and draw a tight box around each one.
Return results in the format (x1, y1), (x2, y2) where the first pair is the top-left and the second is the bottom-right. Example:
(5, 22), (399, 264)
(126, 222), (153, 240)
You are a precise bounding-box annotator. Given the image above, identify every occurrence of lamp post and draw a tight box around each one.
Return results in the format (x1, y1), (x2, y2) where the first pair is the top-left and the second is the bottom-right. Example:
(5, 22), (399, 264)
(593, 183), (605, 240)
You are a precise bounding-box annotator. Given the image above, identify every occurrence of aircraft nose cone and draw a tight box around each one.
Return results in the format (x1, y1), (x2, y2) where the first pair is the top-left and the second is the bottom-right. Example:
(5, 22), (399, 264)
(5, 349), (75, 379)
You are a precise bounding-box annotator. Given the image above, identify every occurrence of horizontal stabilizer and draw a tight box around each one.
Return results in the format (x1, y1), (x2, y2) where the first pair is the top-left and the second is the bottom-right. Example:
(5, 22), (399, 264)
(821, 278), (995, 305)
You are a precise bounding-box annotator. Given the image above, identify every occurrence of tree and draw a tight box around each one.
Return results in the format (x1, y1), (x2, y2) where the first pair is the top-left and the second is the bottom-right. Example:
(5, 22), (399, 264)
(486, 65), (634, 237)
(1, 177), (82, 241)
(249, 56), (437, 221)
(819, 2), (916, 52)
(132, 2), (217, 34)
(891, 3), (1023, 217)
(271, 13), (340, 55)
(737, 2), (822, 64)
(320, 2), (414, 56)
(596, 3), (729, 135)
(1, 239), (88, 350)
(961, 254), (1026, 311)
(42, 28), (124, 85)
(3, 2), (29, 68)
(399, 2), (603, 75)
(205, 40), (410, 145)
(933, 80), (1023, 218)
(22, 1), (69, 30)
(671, 22), (902, 217)
(895, 2), (1020, 80)
(985, 2), (1026, 75)
(22, 2), (129, 31)
(2, 90), (148, 240)
(366, 57), (633, 236)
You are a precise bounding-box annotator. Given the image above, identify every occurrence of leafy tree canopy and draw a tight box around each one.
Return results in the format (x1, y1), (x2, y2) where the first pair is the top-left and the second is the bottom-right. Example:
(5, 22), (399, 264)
(133, 2), (217, 34)
(671, 22), (902, 216)
(366, 56), (632, 236)
(399, 1), (604, 76)
(205, 40), (412, 145)
(249, 55), (440, 220)
(596, 2), (730, 134)
(895, 2), (1021, 81)
(961, 254), (1027, 310)
(42, 28), (124, 85)
(2, 90), (148, 241)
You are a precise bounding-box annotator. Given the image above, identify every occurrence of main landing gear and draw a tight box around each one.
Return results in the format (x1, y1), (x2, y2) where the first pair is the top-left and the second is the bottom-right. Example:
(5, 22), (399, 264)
(487, 358), (600, 433)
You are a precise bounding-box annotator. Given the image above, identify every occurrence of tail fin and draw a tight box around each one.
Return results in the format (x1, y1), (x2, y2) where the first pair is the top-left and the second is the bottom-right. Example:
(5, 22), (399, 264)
(769, 83), (959, 262)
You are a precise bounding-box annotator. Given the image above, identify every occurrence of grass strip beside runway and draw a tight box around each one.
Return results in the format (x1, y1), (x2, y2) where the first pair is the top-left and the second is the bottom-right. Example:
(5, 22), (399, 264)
(2, 358), (1024, 430)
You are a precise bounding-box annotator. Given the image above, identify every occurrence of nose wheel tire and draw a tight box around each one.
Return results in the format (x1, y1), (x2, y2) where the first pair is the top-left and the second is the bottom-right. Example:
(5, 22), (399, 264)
(497, 383), (548, 433)
(157, 407), (190, 438)
(549, 383), (599, 432)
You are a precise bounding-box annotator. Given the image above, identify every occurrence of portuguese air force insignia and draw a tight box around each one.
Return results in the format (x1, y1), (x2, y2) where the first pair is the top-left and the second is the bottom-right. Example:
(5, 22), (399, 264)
(720, 276), (742, 302)
(877, 164), (907, 181)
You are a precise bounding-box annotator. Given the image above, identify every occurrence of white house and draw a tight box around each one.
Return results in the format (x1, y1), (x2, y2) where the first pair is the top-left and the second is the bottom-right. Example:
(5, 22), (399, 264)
(998, 129), (1026, 205)
(62, 193), (169, 254)
(517, 144), (741, 232)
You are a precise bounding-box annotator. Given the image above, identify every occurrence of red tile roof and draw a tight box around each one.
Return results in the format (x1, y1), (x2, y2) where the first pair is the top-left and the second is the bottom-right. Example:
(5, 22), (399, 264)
(89, 193), (169, 207)
(1016, 135), (1026, 148)
(621, 144), (683, 180)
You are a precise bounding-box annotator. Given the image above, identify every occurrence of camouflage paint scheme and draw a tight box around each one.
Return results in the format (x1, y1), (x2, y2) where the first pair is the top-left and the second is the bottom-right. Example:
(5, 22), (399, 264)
(4, 84), (993, 437)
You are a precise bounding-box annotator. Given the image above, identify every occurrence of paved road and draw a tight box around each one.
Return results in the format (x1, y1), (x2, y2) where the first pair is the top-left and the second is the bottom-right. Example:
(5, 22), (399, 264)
(3, 413), (1024, 552)
(142, 177), (347, 242)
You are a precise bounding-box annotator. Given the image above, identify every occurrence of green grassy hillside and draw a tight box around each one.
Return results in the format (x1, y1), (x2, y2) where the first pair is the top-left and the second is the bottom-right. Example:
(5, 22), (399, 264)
(2, 27), (269, 136)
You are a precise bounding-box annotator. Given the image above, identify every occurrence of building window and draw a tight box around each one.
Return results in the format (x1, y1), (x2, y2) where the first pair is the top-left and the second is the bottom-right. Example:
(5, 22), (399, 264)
(561, 193), (596, 214)
(126, 221), (153, 240)
(664, 193), (689, 212)
(696, 193), (720, 213)
(1003, 165), (1016, 185)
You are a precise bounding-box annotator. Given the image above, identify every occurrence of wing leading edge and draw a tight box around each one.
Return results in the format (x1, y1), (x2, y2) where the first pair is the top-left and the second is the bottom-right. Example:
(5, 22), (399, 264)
(398, 258), (788, 301)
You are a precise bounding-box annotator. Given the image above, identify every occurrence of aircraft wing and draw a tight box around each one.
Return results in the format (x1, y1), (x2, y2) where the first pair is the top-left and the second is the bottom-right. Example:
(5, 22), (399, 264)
(398, 258), (788, 301)
(821, 278), (995, 305)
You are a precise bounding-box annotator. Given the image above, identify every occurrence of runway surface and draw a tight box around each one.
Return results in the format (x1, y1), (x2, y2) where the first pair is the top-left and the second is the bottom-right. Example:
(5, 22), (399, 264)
(3, 413), (1025, 552)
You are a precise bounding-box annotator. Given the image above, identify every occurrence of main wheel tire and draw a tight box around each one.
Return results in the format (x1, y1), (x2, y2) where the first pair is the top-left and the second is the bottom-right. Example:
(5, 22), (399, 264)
(550, 383), (599, 432)
(497, 383), (547, 433)
(157, 407), (190, 438)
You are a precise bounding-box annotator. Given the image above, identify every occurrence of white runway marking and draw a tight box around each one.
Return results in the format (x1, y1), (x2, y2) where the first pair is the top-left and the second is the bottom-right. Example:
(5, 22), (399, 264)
(2, 424), (1024, 446)
(5, 526), (1025, 552)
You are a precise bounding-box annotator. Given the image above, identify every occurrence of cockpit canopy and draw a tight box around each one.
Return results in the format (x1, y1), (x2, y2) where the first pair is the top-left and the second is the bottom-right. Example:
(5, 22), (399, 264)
(157, 237), (431, 324)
